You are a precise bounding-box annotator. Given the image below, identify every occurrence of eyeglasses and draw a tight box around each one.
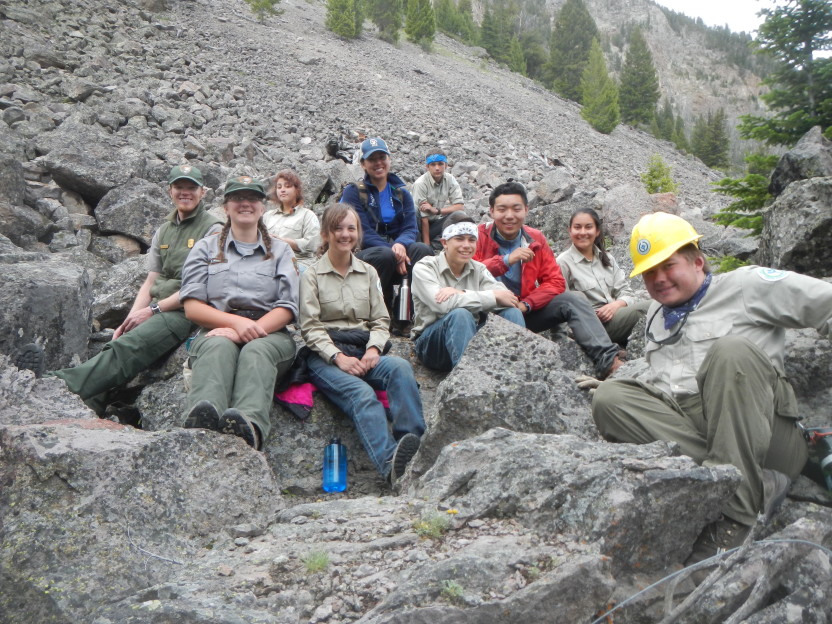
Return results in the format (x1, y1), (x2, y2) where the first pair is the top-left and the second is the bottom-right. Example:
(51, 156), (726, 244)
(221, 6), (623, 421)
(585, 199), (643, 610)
(645, 306), (690, 346)
(227, 193), (264, 203)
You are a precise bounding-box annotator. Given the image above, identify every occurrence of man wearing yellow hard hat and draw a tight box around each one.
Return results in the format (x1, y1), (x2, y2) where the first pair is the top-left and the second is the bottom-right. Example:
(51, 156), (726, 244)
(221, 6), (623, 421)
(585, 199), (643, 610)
(592, 212), (823, 572)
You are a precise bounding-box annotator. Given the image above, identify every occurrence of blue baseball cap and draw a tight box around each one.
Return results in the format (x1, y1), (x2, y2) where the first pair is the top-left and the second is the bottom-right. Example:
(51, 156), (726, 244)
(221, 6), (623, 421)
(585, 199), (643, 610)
(360, 137), (390, 160)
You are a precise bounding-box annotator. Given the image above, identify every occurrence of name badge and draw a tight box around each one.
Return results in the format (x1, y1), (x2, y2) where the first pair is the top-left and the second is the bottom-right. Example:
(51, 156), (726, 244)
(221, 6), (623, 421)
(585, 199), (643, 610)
(188, 238), (195, 248)
(160, 244), (169, 249)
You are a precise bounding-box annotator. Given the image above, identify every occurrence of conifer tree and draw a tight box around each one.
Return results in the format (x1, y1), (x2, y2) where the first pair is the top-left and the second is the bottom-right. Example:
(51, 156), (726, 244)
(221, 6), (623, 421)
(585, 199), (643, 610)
(405, 0), (436, 47)
(655, 99), (675, 141)
(691, 109), (730, 168)
(672, 116), (690, 152)
(580, 39), (620, 134)
(368, 0), (402, 43)
(508, 35), (526, 75)
(326, 0), (363, 39)
(739, 0), (832, 145)
(619, 27), (660, 125)
(546, 0), (599, 102)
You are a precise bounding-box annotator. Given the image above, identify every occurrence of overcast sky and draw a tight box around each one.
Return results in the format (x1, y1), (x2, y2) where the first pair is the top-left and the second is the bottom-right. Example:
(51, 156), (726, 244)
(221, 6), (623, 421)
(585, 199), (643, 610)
(655, 0), (773, 34)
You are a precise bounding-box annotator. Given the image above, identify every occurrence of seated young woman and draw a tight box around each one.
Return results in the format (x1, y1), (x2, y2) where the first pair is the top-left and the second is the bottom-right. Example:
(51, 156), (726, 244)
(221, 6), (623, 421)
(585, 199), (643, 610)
(299, 203), (425, 486)
(556, 207), (649, 347)
(180, 175), (298, 450)
(263, 169), (321, 271)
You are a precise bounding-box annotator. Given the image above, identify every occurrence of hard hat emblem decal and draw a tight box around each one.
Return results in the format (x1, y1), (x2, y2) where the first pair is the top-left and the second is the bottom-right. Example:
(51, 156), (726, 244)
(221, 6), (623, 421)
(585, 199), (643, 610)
(637, 239), (651, 256)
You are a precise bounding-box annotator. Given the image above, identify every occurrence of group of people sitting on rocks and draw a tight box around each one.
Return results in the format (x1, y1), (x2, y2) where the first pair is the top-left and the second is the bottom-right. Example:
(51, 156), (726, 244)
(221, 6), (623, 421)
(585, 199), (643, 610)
(16, 135), (832, 573)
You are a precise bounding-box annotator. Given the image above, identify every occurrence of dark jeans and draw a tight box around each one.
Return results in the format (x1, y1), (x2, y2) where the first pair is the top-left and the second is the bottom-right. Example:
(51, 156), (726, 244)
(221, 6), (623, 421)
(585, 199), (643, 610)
(525, 291), (619, 377)
(357, 242), (434, 312)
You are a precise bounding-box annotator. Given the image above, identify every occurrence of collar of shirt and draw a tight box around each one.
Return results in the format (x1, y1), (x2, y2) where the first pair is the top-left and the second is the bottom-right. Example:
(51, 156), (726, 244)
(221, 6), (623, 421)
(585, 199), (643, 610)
(314, 252), (368, 276)
(437, 250), (473, 280)
(224, 230), (269, 257)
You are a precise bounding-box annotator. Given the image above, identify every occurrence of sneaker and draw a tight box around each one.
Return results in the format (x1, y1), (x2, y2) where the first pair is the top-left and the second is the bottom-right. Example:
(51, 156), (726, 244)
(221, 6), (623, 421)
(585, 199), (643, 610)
(183, 400), (220, 431)
(684, 516), (751, 580)
(218, 409), (260, 450)
(761, 468), (791, 521)
(388, 433), (421, 487)
(15, 343), (45, 378)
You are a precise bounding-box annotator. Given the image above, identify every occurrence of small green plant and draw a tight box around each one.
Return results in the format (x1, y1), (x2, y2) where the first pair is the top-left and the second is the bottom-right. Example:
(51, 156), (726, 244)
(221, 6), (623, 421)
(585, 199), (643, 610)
(712, 152), (778, 236)
(243, 0), (282, 21)
(440, 579), (464, 604)
(412, 511), (450, 538)
(709, 255), (749, 274)
(641, 154), (679, 194)
(301, 549), (330, 573)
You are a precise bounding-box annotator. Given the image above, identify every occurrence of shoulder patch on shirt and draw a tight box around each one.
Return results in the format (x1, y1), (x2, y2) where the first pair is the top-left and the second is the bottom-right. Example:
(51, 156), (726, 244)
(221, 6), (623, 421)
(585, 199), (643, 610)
(755, 267), (789, 282)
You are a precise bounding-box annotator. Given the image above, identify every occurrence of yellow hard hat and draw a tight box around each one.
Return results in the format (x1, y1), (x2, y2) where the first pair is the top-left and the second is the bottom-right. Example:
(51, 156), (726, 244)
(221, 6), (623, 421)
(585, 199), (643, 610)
(629, 212), (702, 277)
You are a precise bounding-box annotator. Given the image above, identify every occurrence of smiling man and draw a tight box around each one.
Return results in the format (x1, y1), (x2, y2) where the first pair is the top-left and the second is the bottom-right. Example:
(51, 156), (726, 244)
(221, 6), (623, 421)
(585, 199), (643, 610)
(473, 181), (622, 379)
(17, 165), (222, 416)
(411, 212), (524, 371)
(591, 212), (822, 573)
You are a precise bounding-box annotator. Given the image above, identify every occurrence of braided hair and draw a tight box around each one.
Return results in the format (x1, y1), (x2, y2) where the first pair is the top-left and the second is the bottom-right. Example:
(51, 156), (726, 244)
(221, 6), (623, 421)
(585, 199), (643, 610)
(213, 202), (273, 263)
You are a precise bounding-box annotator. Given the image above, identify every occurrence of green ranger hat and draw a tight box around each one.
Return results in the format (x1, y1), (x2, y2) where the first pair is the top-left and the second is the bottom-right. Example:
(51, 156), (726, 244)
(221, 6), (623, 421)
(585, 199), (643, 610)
(224, 175), (267, 197)
(168, 164), (204, 186)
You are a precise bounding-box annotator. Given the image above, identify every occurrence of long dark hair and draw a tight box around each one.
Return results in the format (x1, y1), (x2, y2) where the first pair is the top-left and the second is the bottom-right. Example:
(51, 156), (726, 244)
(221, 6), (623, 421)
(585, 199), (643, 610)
(569, 207), (611, 268)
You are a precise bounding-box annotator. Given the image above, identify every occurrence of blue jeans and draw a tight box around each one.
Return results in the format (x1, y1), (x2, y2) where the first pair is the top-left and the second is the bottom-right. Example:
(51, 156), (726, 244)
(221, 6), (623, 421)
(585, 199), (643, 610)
(307, 353), (426, 477)
(524, 291), (619, 377)
(414, 307), (525, 372)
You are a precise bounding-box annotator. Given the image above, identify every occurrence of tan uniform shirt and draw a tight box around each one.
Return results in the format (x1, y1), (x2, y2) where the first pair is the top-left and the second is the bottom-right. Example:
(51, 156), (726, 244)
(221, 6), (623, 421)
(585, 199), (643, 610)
(262, 204), (321, 258)
(411, 252), (510, 337)
(643, 266), (832, 399)
(411, 172), (464, 221)
(300, 253), (390, 362)
(557, 244), (636, 308)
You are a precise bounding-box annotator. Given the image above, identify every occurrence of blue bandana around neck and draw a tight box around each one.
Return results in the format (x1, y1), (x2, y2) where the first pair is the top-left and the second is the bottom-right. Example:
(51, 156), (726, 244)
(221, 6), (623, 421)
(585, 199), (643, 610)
(662, 273), (712, 329)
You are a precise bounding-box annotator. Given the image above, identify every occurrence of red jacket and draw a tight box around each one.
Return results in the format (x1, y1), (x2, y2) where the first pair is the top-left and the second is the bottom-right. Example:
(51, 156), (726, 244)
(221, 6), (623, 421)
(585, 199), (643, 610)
(473, 223), (565, 311)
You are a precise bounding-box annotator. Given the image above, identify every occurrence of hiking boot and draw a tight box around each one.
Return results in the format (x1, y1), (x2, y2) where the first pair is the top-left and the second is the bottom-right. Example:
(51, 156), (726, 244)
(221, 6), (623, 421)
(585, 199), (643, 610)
(219, 409), (261, 450)
(684, 516), (751, 582)
(388, 433), (421, 487)
(183, 400), (220, 431)
(761, 468), (791, 521)
(15, 343), (45, 378)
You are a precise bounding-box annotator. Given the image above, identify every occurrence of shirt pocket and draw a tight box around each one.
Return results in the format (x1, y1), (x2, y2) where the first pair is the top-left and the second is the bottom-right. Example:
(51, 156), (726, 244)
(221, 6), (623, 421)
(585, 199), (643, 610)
(348, 284), (371, 321)
(252, 260), (278, 303)
(206, 262), (231, 302)
(318, 288), (344, 322)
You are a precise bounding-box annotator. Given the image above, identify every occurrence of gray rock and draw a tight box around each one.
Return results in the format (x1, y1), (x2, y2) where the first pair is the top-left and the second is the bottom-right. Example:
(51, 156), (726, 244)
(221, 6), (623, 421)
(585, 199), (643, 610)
(757, 177), (832, 277)
(94, 178), (171, 246)
(531, 168), (576, 207)
(409, 315), (598, 480)
(0, 155), (25, 205)
(90, 255), (147, 327)
(0, 258), (91, 370)
(0, 200), (52, 248)
(43, 144), (147, 205)
(769, 126), (832, 196)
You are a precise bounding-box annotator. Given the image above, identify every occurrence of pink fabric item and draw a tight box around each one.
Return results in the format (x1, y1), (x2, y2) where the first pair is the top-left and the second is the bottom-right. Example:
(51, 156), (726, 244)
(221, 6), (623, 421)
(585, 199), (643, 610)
(275, 382), (315, 407)
(375, 390), (389, 408)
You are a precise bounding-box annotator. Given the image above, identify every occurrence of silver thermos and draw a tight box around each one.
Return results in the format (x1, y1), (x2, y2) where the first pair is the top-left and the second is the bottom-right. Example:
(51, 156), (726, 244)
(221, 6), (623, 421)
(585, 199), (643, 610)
(396, 278), (412, 322)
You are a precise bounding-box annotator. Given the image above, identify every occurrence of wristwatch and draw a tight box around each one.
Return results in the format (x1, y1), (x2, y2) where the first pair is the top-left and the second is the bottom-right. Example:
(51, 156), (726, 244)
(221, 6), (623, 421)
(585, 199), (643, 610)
(330, 352), (340, 365)
(149, 302), (162, 315)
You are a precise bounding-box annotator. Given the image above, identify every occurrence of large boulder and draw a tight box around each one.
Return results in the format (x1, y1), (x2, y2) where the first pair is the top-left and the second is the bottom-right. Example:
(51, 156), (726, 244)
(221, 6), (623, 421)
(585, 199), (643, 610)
(42, 144), (146, 205)
(0, 421), (281, 624)
(409, 315), (599, 479)
(531, 168), (576, 207)
(0, 155), (25, 205)
(94, 178), (171, 246)
(769, 126), (832, 196)
(0, 258), (92, 370)
(0, 200), (53, 248)
(757, 177), (832, 276)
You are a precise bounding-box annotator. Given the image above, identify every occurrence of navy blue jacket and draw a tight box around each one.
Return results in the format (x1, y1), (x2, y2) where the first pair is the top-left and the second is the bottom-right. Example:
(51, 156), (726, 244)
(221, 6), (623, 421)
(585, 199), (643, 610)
(340, 173), (419, 249)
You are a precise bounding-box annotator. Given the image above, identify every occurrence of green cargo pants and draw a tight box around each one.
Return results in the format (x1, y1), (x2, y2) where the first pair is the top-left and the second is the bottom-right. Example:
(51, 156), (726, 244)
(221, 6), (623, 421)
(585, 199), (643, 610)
(185, 330), (296, 440)
(592, 335), (808, 526)
(50, 310), (194, 415)
(603, 299), (651, 346)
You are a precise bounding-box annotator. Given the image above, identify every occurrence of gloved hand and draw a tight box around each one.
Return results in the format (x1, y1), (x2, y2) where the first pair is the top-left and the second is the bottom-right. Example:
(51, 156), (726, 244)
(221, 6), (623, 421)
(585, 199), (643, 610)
(575, 374), (601, 393)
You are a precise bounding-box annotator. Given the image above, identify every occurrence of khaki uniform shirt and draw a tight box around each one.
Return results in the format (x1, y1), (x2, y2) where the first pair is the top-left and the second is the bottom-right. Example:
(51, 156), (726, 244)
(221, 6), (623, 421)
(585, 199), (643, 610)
(411, 172), (464, 221)
(411, 252), (510, 337)
(300, 254), (390, 362)
(180, 230), (299, 320)
(262, 204), (321, 258)
(557, 244), (636, 308)
(643, 266), (832, 400)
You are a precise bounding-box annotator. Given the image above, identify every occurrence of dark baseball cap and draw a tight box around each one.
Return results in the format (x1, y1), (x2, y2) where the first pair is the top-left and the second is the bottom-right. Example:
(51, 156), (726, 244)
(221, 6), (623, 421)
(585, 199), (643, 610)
(360, 137), (390, 160)
(168, 164), (204, 186)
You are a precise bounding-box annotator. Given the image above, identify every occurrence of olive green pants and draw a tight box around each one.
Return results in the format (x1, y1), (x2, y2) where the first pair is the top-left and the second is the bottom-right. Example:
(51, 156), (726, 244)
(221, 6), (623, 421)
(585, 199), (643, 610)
(592, 335), (808, 526)
(185, 330), (296, 440)
(50, 310), (194, 415)
(603, 299), (651, 346)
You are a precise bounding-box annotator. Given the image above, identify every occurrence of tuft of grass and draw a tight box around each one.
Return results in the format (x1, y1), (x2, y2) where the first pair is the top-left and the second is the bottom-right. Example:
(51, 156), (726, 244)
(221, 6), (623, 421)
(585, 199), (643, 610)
(709, 255), (749, 274)
(440, 579), (464, 604)
(301, 549), (329, 573)
(413, 511), (451, 539)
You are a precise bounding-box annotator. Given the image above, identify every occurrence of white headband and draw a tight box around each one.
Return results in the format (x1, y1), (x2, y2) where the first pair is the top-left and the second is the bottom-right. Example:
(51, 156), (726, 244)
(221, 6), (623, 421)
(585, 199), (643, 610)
(442, 222), (478, 241)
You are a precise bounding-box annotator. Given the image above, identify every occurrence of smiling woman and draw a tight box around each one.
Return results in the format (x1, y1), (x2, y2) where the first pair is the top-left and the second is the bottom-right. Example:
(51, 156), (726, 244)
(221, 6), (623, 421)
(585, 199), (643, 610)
(179, 175), (299, 451)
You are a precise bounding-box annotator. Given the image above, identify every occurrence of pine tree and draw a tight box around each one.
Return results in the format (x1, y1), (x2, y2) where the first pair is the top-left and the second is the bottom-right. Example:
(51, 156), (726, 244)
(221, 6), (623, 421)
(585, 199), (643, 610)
(580, 39), (620, 134)
(713, 152), (779, 235)
(672, 115), (689, 152)
(691, 109), (730, 168)
(619, 26), (660, 126)
(405, 0), (436, 47)
(243, 0), (282, 22)
(507, 35), (526, 75)
(546, 0), (599, 102)
(368, 0), (402, 44)
(739, 0), (832, 145)
(326, 0), (363, 39)
(641, 154), (679, 194)
(655, 99), (675, 141)
(480, 7), (510, 62)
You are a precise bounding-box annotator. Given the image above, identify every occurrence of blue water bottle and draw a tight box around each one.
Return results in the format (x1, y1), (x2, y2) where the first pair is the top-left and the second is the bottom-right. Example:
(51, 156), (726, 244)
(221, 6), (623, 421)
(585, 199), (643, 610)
(322, 437), (347, 492)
